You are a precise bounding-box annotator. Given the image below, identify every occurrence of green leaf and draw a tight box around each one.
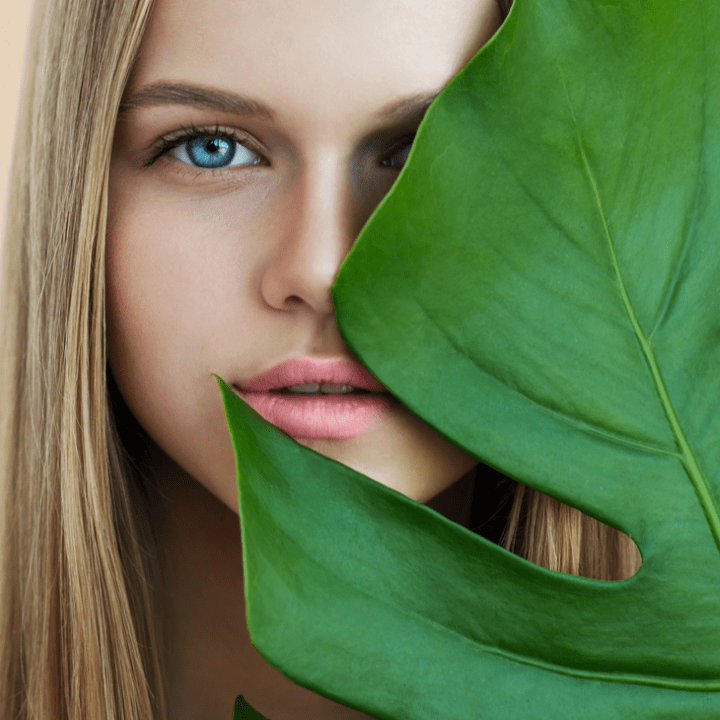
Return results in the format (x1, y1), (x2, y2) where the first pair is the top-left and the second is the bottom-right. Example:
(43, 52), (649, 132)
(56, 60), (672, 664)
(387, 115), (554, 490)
(220, 0), (720, 717)
(233, 696), (270, 720)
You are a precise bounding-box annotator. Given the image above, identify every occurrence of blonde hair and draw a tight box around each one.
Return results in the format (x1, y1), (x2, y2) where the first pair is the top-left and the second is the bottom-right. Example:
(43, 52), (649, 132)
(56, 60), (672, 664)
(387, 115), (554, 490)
(0, 0), (638, 717)
(501, 483), (640, 580)
(0, 0), (167, 718)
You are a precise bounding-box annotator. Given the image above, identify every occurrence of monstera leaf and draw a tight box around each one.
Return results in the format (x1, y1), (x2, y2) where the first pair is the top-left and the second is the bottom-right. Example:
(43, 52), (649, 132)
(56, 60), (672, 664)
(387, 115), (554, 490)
(221, 0), (720, 717)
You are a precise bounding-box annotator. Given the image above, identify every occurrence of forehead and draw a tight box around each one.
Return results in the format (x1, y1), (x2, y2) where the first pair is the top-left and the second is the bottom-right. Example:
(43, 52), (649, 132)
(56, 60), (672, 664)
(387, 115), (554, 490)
(128, 0), (499, 135)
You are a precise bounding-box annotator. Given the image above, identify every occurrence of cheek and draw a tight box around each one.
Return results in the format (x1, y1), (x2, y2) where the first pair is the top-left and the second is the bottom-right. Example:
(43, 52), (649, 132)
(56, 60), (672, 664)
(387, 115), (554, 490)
(106, 200), (216, 394)
(108, 188), (239, 333)
(105, 173), (274, 374)
(104, 180), (264, 511)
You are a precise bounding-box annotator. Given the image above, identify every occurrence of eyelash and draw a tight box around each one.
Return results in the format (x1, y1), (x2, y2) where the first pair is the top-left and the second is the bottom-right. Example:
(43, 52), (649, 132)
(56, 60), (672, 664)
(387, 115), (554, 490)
(144, 124), (415, 171)
(381, 134), (415, 169)
(144, 123), (263, 169)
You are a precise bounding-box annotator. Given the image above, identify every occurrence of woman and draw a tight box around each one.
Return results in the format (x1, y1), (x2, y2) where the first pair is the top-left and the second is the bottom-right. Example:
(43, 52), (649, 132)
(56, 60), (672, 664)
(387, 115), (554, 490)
(0, 0), (639, 717)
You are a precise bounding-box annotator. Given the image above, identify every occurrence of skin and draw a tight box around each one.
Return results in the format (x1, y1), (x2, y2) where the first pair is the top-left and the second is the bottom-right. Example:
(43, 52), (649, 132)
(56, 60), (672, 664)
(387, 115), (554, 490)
(107, 0), (503, 716)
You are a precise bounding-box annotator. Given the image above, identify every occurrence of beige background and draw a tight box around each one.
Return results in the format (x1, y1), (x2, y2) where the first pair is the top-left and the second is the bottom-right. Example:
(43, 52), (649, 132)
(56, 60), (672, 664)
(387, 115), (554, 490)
(0, 1), (35, 252)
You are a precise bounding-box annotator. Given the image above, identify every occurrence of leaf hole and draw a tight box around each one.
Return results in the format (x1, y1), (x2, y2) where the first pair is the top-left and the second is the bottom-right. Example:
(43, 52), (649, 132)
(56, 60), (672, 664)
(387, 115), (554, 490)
(427, 465), (641, 581)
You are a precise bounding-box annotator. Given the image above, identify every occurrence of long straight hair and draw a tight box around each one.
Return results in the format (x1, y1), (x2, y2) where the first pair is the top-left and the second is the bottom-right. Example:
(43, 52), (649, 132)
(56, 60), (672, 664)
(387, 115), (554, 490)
(0, 0), (637, 719)
(0, 0), (165, 718)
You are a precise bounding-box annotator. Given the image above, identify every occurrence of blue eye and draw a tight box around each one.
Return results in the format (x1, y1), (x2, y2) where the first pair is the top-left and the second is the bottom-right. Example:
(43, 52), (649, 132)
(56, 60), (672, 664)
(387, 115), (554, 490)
(170, 134), (262, 169)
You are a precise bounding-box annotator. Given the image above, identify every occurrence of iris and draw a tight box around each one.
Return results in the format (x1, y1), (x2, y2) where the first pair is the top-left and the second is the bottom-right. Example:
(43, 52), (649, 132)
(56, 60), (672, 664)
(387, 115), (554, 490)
(185, 136), (236, 168)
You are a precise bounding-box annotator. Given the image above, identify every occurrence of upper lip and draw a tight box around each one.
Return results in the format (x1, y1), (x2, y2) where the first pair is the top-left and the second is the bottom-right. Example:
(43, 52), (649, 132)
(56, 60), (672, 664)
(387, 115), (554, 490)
(238, 357), (389, 393)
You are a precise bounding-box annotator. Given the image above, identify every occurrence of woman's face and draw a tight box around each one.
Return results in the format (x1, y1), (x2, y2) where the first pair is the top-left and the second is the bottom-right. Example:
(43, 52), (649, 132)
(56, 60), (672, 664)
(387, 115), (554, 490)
(107, 0), (502, 513)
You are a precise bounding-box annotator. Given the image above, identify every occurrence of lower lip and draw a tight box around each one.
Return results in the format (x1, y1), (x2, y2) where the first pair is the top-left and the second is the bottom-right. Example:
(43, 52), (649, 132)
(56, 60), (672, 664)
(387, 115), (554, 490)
(234, 389), (392, 440)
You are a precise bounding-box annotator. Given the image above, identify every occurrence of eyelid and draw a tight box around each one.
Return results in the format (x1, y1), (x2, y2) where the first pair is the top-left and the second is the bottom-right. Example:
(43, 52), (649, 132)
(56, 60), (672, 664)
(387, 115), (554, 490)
(144, 123), (269, 168)
(143, 124), (414, 172)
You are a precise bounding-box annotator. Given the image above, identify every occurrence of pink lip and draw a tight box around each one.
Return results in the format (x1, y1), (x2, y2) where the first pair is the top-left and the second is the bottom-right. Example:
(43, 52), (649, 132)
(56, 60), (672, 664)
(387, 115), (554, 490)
(234, 357), (391, 440)
(239, 357), (389, 393)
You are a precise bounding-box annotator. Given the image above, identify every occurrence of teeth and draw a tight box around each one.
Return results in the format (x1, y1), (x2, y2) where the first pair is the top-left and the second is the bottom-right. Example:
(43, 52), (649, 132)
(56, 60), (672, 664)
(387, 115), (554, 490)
(273, 383), (363, 394)
(284, 383), (321, 393)
(319, 384), (357, 394)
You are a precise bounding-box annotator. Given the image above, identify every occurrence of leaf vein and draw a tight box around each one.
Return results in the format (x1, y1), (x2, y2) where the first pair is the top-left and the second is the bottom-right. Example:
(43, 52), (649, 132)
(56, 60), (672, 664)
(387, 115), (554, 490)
(294, 549), (720, 692)
(414, 297), (681, 460)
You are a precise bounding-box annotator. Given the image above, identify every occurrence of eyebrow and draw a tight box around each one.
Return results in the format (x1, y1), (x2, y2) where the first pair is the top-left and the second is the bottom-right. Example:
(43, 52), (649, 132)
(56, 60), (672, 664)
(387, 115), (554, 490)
(118, 83), (274, 119)
(374, 92), (439, 124)
(118, 82), (440, 125)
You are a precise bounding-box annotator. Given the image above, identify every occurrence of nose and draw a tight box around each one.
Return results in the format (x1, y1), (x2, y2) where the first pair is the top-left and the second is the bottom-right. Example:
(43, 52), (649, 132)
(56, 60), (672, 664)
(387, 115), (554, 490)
(260, 153), (359, 317)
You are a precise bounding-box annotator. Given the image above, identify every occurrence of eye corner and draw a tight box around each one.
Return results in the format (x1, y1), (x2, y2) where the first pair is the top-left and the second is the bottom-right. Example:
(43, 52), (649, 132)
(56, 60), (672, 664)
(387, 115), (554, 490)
(380, 133), (415, 170)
